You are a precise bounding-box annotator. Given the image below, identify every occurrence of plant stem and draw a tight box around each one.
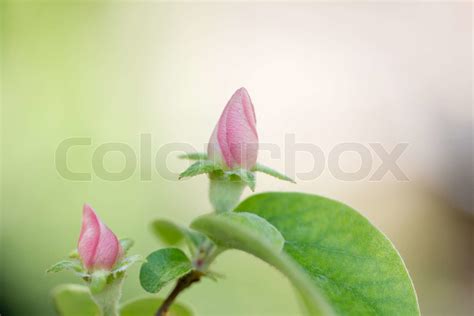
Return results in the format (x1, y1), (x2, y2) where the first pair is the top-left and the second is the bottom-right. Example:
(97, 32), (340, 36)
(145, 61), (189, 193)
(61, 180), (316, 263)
(156, 270), (202, 316)
(209, 176), (245, 213)
(91, 275), (123, 316)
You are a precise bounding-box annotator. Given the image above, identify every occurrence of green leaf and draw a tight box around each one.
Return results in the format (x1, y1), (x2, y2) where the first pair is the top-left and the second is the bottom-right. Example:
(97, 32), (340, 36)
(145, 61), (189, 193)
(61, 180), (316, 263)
(226, 169), (256, 191)
(120, 297), (193, 316)
(152, 220), (184, 244)
(119, 238), (134, 253)
(179, 160), (221, 179)
(140, 248), (193, 293)
(51, 284), (100, 316)
(252, 163), (295, 183)
(151, 219), (206, 253)
(178, 152), (208, 161)
(191, 211), (332, 315)
(47, 259), (83, 274)
(192, 212), (284, 253)
(235, 192), (420, 316)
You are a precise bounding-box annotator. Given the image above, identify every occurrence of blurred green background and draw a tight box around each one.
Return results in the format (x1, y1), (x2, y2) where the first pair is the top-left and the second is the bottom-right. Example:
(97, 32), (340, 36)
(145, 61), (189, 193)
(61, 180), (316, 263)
(1, 1), (472, 315)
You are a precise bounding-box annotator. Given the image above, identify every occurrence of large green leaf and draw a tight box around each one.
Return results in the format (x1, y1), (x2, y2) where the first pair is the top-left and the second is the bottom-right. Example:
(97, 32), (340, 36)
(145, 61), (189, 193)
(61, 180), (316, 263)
(191, 212), (333, 315)
(51, 284), (99, 316)
(120, 297), (193, 316)
(235, 192), (419, 316)
(140, 248), (193, 293)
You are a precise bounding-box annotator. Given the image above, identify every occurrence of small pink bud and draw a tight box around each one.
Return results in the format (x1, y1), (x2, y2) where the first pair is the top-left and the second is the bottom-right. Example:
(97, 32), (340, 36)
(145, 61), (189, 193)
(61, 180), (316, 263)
(78, 204), (122, 271)
(208, 87), (259, 170)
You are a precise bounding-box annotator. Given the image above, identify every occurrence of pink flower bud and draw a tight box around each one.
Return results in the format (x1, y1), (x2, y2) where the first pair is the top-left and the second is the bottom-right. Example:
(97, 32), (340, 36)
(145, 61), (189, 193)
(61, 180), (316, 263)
(78, 204), (122, 271)
(208, 87), (259, 170)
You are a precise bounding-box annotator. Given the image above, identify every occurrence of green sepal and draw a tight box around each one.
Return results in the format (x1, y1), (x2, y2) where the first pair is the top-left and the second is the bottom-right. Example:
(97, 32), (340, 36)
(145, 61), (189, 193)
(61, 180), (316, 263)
(68, 249), (80, 259)
(112, 255), (142, 275)
(46, 259), (84, 275)
(48, 239), (138, 279)
(252, 163), (295, 183)
(89, 270), (109, 294)
(178, 152), (208, 161)
(112, 239), (140, 275)
(179, 160), (222, 179)
(119, 238), (134, 254)
(178, 152), (293, 185)
(225, 169), (256, 191)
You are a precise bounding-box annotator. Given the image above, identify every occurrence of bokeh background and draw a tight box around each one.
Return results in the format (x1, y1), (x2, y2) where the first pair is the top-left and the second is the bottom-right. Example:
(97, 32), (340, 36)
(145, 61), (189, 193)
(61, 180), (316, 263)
(1, 1), (472, 315)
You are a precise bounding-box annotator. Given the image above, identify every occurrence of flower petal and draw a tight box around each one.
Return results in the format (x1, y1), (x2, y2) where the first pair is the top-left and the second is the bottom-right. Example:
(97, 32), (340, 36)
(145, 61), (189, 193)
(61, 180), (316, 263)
(208, 87), (259, 170)
(78, 204), (100, 270)
(77, 204), (121, 271)
(93, 220), (120, 270)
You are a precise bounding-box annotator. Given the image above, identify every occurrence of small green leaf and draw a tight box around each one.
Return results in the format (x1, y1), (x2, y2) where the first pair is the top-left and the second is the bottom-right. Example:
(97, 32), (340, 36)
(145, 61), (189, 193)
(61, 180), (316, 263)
(178, 152), (208, 161)
(226, 169), (256, 191)
(151, 219), (206, 253)
(51, 284), (100, 316)
(152, 219), (184, 244)
(47, 259), (82, 274)
(179, 160), (221, 179)
(119, 238), (134, 253)
(89, 270), (108, 294)
(120, 297), (193, 316)
(140, 248), (193, 293)
(252, 163), (295, 183)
